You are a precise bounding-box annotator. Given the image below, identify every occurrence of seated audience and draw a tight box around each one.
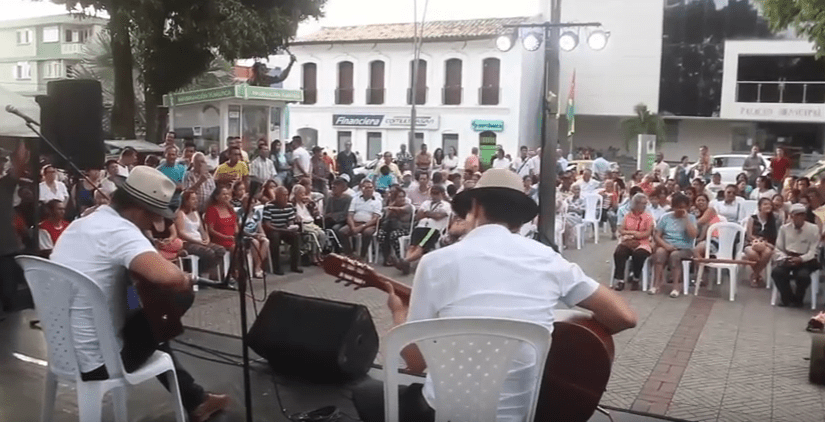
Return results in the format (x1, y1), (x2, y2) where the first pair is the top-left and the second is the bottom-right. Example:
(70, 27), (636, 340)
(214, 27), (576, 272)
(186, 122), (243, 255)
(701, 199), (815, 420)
(744, 198), (778, 288)
(693, 193), (722, 261)
(204, 186), (238, 258)
(407, 171), (431, 207)
(262, 186), (302, 275)
(599, 179), (619, 239)
(706, 172), (725, 196)
(80, 189), (110, 218)
(72, 168), (100, 217)
(576, 169), (600, 194)
(652, 193), (698, 298)
(147, 217), (185, 261)
(613, 193), (654, 291)
(395, 184), (451, 275)
(324, 178), (353, 234)
(292, 184), (326, 264)
(38, 199), (69, 256)
(260, 180), (279, 204)
(712, 185), (746, 222)
(649, 186), (670, 223)
(564, 184), (586, 247)
(772, 203), (820, 307)
(183, 152), (216, 213)
(375, 165), (396, 194)
(39, 164), (69, 203)
(751, 176), (777, 200)
(339, 180), (383, 260)
(772, 194), (787, 226)
(214, 146), (250, 187)
(238, 192), (270, 278)
(377, 189), (414, 266)
(616, 186), (645, 226)
(736, 173), (753, 198)
(175, 190), (226, 279)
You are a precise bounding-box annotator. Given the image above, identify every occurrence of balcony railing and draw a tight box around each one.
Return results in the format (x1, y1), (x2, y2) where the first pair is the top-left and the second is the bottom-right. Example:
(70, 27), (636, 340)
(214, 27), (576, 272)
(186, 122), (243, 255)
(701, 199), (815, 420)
(335, 88), (354, 105)
(442, 86), (462, 105)
(407, 87), (428, 105)
(302, 89), (317, 105)
(479, 86), (500, 105)
(366, 87), (385, 105)
(61, 43), (83, 55)
(736, 80), (825, 104)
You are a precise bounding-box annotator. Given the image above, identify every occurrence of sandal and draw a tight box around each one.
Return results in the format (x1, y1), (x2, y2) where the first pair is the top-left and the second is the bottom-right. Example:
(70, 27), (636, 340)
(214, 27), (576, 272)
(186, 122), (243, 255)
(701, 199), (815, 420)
(749, 273), (760, 288)
(669, 290), (680, 298)
(647, 287), (658, 295)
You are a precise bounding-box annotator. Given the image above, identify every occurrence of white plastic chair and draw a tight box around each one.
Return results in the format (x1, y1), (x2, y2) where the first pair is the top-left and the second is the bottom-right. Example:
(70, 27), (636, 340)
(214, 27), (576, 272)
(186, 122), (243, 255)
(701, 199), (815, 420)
(610, 255), (650, 291)
(771, 267), (821, 309)
(383, 317), (552, 422)
(693, 222), (747, 301)
(15, 255), (186, 422)
(575, 193), (603, 249)
(398, 206), (422, 259)
(554, 201), (568, 253)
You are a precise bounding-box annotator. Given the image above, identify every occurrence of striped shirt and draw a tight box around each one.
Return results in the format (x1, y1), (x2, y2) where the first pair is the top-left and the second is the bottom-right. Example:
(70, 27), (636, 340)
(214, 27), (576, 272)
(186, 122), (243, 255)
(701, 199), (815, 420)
(263, 203), (296, 229)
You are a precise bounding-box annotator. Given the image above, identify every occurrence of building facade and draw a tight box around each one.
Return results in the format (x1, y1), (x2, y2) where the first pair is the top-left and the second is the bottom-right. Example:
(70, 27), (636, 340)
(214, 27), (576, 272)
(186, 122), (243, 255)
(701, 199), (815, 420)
(558, 0), (822, 165)
(268, 17), (545, 165)
(0, 15), (107, 97)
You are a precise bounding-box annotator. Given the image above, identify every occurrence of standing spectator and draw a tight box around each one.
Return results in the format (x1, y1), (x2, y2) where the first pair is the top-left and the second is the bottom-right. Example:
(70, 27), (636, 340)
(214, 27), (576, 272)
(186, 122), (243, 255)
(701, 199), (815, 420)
(394, 184), (451, 275)
(339, 179), (382, 260)
(337, 141), (358, 179)
(674, 155), (691, 189)
(415, 143), (433, 173)
(744, 197), (778, 287)
(374, 151), (402, 180)
(214, 147), (250, 187)
(528, 147), (542, 177)
(175, 190), (225, 279)
(39, 164), (69, 203)
(592, 152), (610, 180)
(396, 144), (413, 172)
(219, 137), (249, 163)
(204, 186), (238, 257)
(180, 140), (196, 168)
(322, 151), (336, 174)
(205, 145), (220, 172)
(706, 172), (725, 196)
(377, 189), (414, 266)
(464, 147), (480, 173)
(613, 193), (654, 291)
(271, 139), (291, 185)
(72, 169), (100, 216)
(432, 148), (445, 171)
(38, 199), (69, 254)
(116, 146), (137, 177)
(310, 146), (331, 196)
(697, 145), (713, 182)
(653, 152), (669, 180)
(156, 145), (187, 210)
(324, 178), (353, 234)
(407, 171), (431, 207)
(183, 152), (216, 213)
(555, 148), (568, 176)
(262, 186), (302, 275)
(652, 193), (698, 297)
(772, 203), (820, 307)
(249, 139), (278, 182)
(163, 131), (177, 149)
(513, 146), (531, 177)
(442, 147), (459, 172)
(742, 145), (765, 186)
(492, 148), (511, 170)
(771, 147), (791, 190)
(291, 135), (311, 179)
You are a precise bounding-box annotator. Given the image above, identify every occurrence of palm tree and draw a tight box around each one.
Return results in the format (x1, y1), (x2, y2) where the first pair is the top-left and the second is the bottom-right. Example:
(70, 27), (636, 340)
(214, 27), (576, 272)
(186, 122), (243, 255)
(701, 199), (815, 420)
(620, 103), (667, 151)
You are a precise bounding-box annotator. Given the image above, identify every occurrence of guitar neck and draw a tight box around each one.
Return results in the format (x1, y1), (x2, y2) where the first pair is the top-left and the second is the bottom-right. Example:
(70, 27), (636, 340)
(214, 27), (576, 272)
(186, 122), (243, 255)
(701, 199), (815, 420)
(373, 273), (412, 304)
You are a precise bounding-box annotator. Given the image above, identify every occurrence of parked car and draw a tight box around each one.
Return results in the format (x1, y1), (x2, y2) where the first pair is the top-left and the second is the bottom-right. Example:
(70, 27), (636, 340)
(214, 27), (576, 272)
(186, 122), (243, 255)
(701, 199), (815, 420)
(104, 140), (165, 164)
(670, 154), (771, 185)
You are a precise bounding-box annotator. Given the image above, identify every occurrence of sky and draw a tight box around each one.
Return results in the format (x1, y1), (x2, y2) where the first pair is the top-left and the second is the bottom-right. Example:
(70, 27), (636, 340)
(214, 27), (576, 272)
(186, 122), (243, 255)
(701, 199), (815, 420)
(0, 0), (543, 35)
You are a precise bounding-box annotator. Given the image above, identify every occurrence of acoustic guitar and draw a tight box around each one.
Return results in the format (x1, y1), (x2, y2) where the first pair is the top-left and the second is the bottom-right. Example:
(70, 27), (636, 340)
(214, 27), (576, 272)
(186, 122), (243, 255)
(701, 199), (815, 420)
(323, 254), (615, 422)
(130, 271), (196, 343)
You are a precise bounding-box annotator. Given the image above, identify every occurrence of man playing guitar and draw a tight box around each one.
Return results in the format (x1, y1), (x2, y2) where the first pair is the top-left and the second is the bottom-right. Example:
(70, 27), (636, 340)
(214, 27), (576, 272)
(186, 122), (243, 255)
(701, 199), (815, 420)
(352, 169), (638, 421)
(51, 166), (229, 422)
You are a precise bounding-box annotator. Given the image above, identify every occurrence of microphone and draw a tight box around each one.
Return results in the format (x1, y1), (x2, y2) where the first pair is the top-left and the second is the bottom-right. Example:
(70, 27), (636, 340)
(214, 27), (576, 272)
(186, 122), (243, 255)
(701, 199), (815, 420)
(5, 105), (39, 126)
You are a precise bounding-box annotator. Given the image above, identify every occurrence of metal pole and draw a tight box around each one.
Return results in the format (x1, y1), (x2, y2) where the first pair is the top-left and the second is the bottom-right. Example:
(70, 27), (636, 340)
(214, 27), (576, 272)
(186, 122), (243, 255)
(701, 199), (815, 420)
(537, 0), (561, 250)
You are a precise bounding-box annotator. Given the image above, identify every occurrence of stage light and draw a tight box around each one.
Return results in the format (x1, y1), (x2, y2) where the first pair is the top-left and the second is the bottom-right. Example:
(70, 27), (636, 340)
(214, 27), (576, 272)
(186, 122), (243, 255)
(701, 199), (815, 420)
(495, 34), (515, 52)
(587, 30), (610, 51)
(559, 31), (579, 52)
(522, 33), (542, 52)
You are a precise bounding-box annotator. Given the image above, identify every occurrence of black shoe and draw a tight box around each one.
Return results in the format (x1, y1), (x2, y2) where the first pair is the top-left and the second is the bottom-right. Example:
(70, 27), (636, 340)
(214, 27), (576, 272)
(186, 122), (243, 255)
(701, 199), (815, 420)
(614, 281), (625, 291)
(273, 268), (285, 276)
(291, 267), (304, 274)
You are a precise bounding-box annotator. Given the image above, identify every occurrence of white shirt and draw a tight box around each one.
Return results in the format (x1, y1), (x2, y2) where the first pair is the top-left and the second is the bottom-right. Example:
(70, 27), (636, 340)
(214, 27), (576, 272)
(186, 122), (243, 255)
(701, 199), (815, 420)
(100, 178), (118, 196)
(416, 199), (452, 232)
(205, 155), (220, 172)
(513, 156), (532, 177)
(528, 155), (541, 176)
(654, 161), (670, 179)
(39, 180), (69, 203)
(576, 178), (600, 194)
(557, 156), (569, 173)
(50, 206), (156, 373)
(348, 194), (382, 223)
(592, 157), (610, 178)
(712, 197), (746, 222)
(750, 188), (777, 201)
(442, 155), (459, 171)
(492, 157), (512, 170)
(706, 181), (725, 196)
(406, 183), (431, 208)
(292, 147), (311, 177)
(116, 164), (130, 178)
(407, 224), (600, 420)
(249, 156), (278, 181)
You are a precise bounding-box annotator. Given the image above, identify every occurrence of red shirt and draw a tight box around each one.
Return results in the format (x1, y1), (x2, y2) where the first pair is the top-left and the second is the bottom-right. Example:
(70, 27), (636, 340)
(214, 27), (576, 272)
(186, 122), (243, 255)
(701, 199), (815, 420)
(205, 205), (237, 249)
(39, 219), (69, 245)
(770, 157), (791, 182)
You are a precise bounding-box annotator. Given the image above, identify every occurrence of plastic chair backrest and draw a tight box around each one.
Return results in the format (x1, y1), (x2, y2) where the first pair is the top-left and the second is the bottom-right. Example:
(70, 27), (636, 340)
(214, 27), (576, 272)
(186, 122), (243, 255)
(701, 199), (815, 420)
(583, 193), (603, 222)
(15, 255), (125, 380)
(742, 200), (758, 217)
(705, 222), (746, 260)
(383, 317), (552, 422)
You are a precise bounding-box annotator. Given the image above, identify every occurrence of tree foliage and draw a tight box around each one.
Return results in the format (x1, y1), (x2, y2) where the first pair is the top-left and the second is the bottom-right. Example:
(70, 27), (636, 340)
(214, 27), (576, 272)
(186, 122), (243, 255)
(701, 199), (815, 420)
(760, 0), (825, 57)
(620, 104), (667, 151)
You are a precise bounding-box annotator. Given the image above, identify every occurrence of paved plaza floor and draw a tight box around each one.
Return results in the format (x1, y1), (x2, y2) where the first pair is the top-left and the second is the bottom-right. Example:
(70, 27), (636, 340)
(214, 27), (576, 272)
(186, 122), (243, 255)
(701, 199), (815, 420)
(182, 232), (825, 422)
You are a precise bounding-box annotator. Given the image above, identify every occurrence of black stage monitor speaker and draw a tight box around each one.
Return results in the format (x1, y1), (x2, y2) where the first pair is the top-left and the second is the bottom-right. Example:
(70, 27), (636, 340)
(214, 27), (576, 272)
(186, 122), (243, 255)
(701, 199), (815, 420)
(37, 79), (104, 170)
(248, 291), (379, 383)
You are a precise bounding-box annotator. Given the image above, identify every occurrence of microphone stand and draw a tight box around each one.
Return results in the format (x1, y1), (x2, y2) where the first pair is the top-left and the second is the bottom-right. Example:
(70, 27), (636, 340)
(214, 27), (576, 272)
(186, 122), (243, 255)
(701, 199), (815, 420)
(228, 180), (261, 422)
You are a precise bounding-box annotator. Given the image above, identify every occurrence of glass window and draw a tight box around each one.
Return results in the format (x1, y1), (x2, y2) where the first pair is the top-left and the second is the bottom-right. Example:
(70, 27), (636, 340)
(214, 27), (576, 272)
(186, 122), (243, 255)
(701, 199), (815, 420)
(302, 63), (317, 105)
(43, 61), (61, 79)
(481, 58), (500, 105)
(443, 59), (462, 105)
(367, 132), (382, 160)
(228, 105), (241, 138)
(16, 29), (31, 45)
(242, 105), (268, 152)
(43, 27), (59, 43)
(336, 61), (354, 105)
(408, 59), (427, 105)
(14, 62), (31, 80)
(368, 60), (385, 105)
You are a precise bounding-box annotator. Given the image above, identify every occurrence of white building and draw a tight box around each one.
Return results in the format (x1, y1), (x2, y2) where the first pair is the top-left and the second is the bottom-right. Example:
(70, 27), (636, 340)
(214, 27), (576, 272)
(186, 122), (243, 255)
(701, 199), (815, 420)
(557, 0), (822, 165)
(272, 17), (545, 167)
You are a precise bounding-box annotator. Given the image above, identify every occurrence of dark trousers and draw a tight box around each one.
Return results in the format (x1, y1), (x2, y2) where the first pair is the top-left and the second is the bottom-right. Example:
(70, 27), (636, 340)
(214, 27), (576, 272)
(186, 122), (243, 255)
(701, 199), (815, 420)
(351, 379), (434, 422)
(80, 310), (205, 412)
(772, 259), (819, 306)
(265, 228), (301, 272)
(613, 245), (651, 280)
(0, 254), (24, 313)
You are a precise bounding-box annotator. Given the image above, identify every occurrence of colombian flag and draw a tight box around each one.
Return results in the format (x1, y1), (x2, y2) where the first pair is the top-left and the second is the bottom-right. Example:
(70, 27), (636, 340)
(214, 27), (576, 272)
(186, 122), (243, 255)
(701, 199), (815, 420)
(566, 70), (575, 137)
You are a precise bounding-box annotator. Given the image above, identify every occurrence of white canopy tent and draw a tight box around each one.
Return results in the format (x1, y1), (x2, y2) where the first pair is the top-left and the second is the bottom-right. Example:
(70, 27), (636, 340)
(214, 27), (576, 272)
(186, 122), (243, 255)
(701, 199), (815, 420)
(0, 86), (39, 138)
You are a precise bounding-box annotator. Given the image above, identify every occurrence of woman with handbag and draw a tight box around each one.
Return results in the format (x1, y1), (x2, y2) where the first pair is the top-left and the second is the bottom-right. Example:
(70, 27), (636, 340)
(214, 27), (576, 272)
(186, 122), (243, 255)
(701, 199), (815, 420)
(744, 197), (778, 287)
(613, 193), (655, 291)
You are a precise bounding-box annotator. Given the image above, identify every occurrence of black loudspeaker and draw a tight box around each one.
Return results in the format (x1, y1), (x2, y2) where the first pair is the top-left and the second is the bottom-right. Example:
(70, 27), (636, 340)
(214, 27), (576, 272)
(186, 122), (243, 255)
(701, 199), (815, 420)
(36, 79), (104, 170)
(247, 291), (379, 383)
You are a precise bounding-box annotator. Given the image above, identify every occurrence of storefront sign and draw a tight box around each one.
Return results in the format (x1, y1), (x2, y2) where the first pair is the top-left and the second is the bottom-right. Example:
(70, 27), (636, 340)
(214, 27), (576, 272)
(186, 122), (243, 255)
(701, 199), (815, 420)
(724, 103), (825, 122)
(332, 114), (439, 130)
(163, 84), (304, 107)
(472, 120), (504, 132)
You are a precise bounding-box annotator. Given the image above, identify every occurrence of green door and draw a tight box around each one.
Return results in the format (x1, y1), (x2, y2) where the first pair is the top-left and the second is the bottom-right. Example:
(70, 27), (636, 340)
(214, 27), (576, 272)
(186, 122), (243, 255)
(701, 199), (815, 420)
(479, 131), (497, 171)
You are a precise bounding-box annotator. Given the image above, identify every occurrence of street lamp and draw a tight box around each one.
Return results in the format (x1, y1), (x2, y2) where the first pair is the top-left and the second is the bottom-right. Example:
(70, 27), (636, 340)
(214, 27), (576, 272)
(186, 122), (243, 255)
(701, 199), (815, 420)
(497, 21), (605, 249)
(495, 33), (515, 52)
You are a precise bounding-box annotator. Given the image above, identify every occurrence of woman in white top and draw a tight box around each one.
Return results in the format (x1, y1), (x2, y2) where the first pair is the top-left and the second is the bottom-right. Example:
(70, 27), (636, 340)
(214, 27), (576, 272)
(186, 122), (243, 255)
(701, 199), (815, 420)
(750, 176), (777, 200)
(441, 146), (459, 172)
(175, 190), (226, 278)
(491, 148), (511, 170)
(712, 184), (746, 222)
(39, 164), (69, 203)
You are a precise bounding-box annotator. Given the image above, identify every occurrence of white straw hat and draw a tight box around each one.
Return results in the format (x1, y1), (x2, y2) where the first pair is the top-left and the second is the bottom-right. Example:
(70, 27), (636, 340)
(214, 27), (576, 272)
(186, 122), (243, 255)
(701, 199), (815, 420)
(452, 168), (538, 224)
(117, 165), (176, 219)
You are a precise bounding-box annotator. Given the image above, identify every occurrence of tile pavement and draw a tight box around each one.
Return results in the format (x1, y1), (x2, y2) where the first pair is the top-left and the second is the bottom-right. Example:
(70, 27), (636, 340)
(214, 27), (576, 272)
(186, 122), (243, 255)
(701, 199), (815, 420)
(183, 234), (825, 421)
